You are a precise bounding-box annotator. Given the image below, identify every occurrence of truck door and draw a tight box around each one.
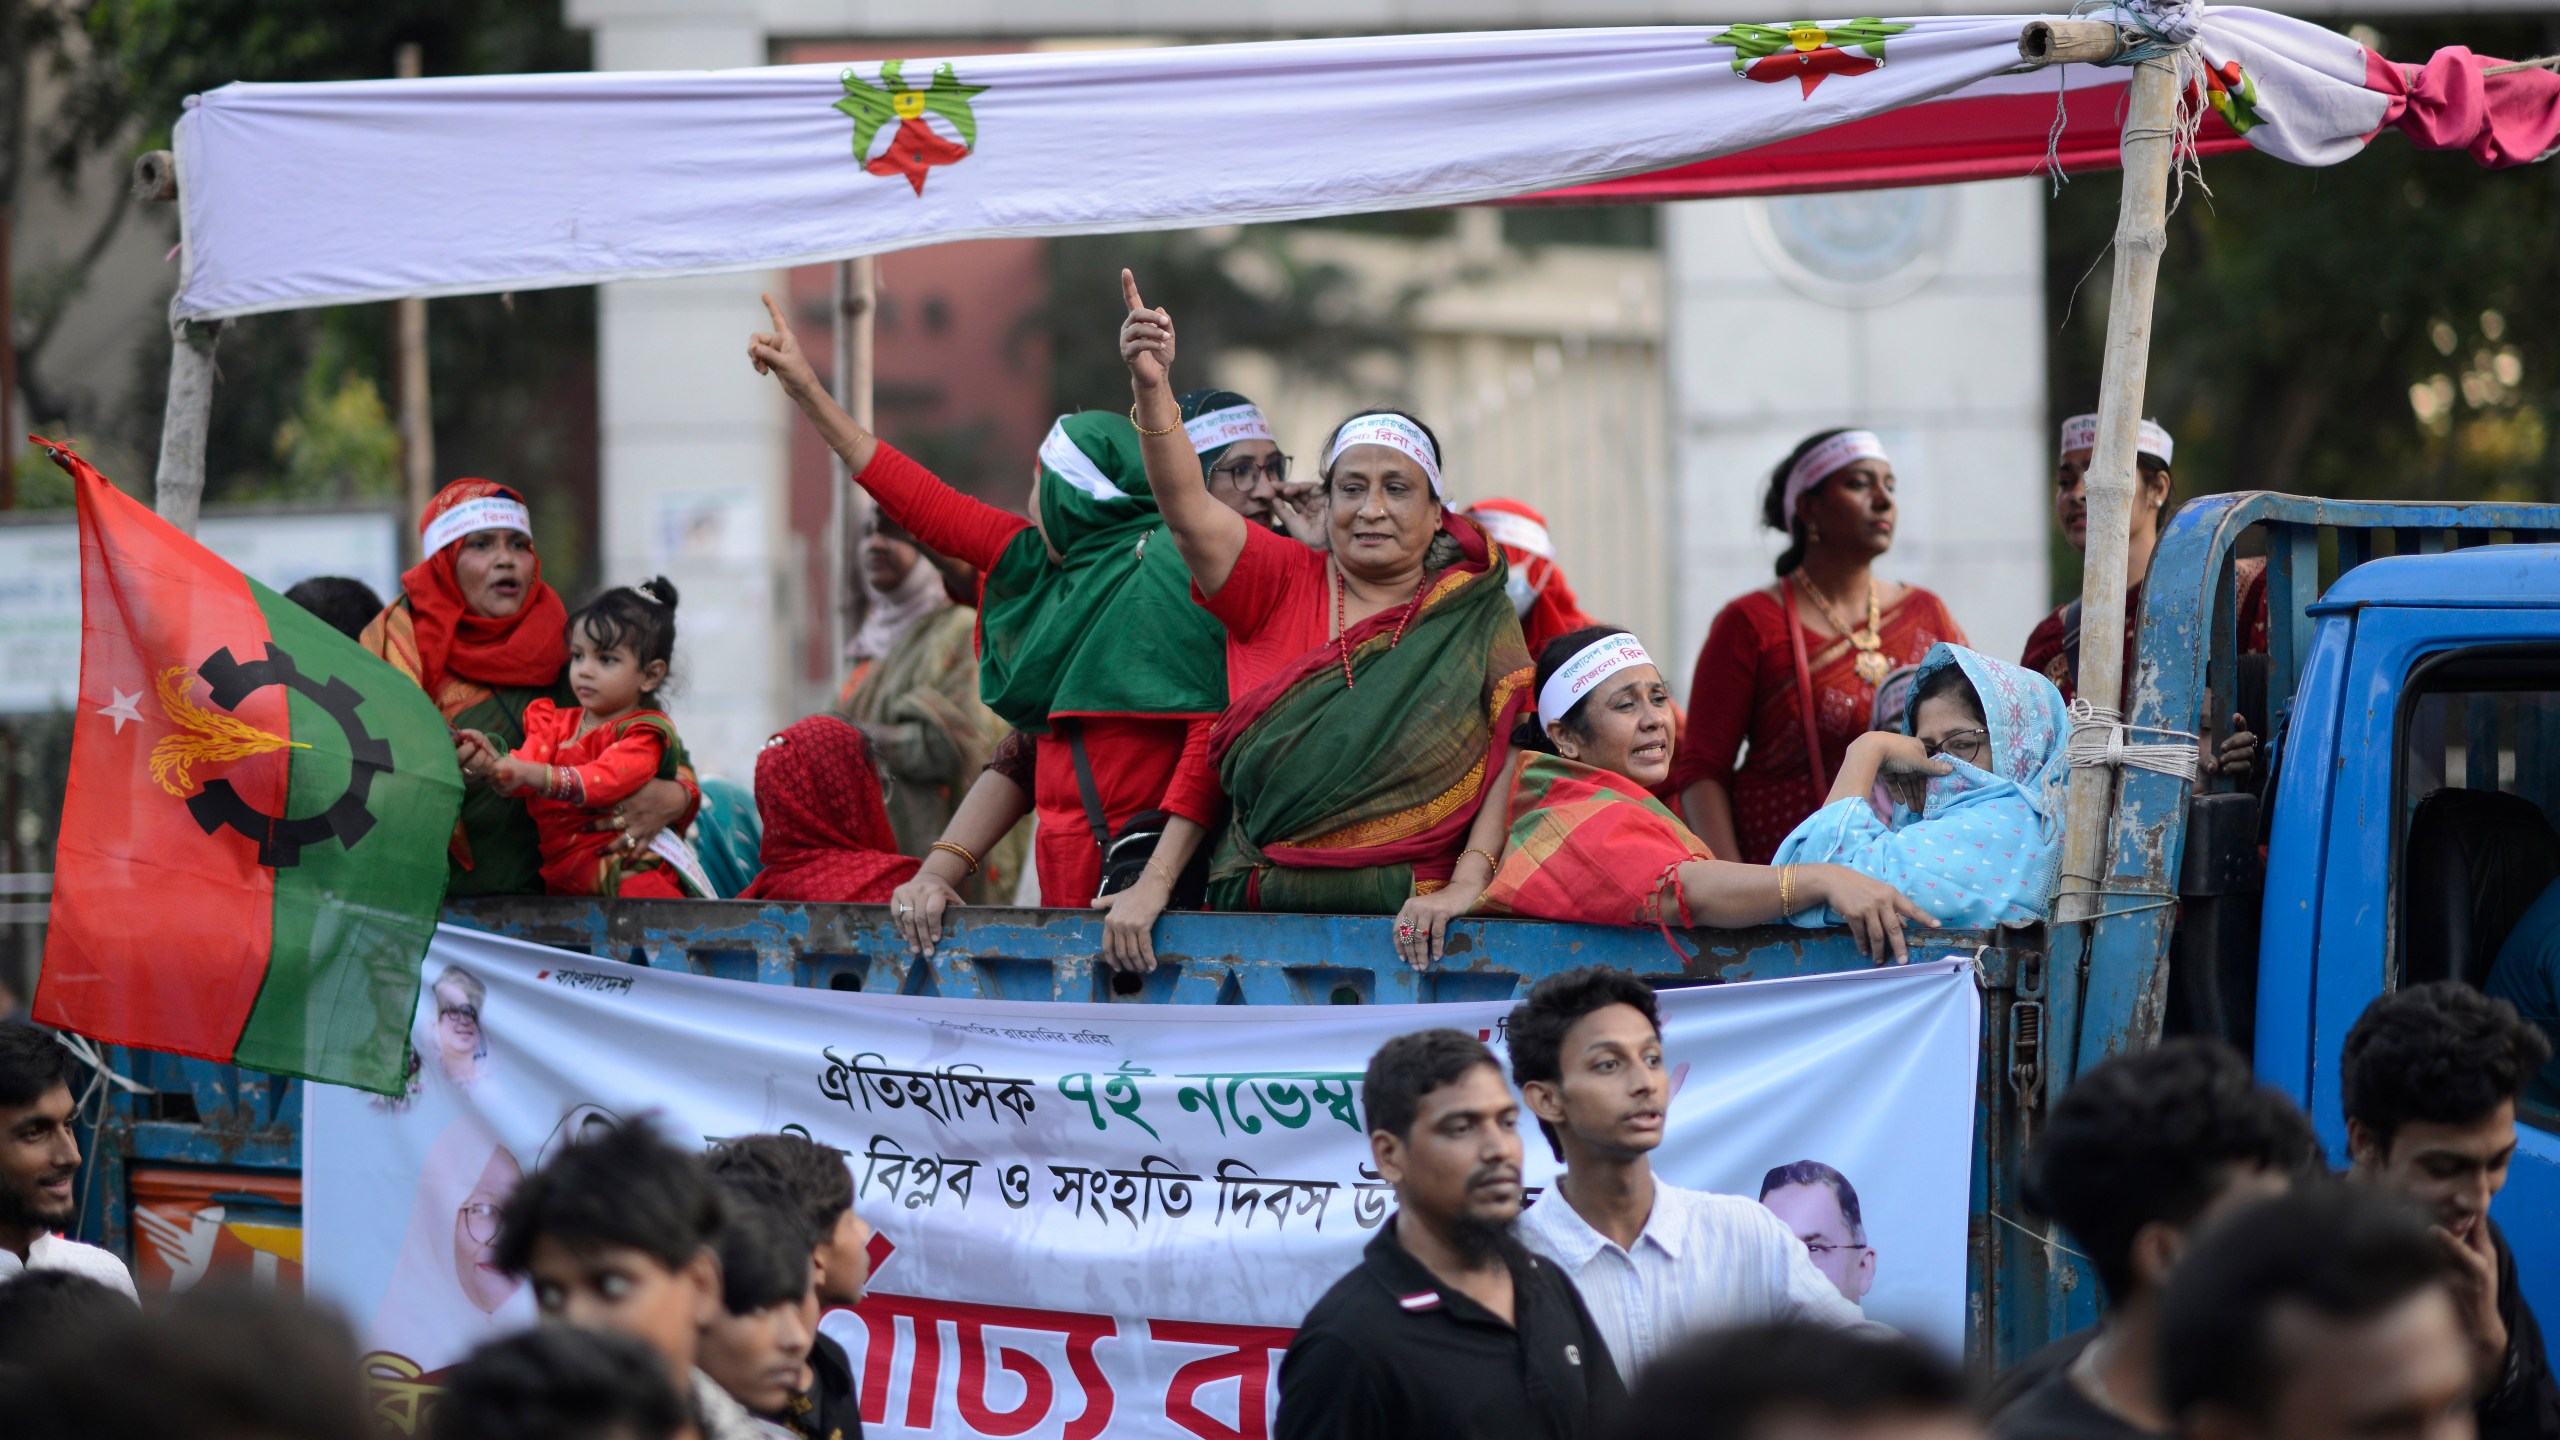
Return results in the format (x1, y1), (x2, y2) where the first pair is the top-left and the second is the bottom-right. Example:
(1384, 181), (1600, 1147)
(2299, 609), (2560, 1324)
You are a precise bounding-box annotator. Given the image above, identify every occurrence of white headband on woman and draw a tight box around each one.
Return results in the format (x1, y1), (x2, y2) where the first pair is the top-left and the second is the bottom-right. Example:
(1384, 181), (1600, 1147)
(422, 496), (533, 557)
(1186, 403), (1275, 456)
(2058, 413), (2175, 465)
(1538, 632), (1654, 731)
(1781, 430), (1890, 529)
(1325, 414), (1443, 498)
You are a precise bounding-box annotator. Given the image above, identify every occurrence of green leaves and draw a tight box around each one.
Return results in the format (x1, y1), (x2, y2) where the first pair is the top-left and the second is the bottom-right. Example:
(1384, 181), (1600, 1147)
(836, 59), (987, 162)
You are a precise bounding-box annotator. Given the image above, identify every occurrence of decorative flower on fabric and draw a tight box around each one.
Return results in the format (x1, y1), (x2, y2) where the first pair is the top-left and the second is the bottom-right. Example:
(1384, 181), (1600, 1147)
(2198, 59), (2265, 134)
(1710, 18), (1914, 99)
(835, 60), (988, 194)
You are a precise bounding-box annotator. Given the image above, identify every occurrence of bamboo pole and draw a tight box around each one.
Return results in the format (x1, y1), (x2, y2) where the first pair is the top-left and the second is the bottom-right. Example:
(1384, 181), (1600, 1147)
(131, 148), (220, 534)
(831, 257), (878, 677)
(153, 321), (224, 534)
(394, 43), (435, 559)
(2054, 55), (2182, 945)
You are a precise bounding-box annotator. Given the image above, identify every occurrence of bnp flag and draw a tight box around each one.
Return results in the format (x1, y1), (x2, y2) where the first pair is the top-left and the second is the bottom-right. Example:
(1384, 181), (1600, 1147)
(36, 438), (461, 1094)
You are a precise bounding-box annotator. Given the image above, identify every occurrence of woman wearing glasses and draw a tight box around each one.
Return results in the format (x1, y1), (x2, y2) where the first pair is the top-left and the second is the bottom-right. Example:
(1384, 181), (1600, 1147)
(749, 297), (1273, 969)
(1772, 642), (2070, 930)
(1472, 625), (1939, 962)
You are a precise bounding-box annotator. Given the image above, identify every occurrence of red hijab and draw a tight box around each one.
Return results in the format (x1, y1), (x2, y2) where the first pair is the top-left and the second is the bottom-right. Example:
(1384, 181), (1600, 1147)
(740, 716), (921, 903)
(404, 479), (570, 698)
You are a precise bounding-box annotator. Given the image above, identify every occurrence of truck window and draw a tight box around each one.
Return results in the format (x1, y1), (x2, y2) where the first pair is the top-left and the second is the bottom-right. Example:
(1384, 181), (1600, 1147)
(2395, 647), (2560, 1129)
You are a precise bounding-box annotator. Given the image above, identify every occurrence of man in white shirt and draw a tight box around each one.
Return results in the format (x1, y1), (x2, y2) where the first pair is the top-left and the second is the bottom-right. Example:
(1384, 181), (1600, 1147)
(0, 1020), (136, 1299)
(1509, 968), (1862, 1387)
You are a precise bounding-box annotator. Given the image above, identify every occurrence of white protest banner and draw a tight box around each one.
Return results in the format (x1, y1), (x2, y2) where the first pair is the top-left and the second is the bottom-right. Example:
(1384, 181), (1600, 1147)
(308, 926), (1978, 1439)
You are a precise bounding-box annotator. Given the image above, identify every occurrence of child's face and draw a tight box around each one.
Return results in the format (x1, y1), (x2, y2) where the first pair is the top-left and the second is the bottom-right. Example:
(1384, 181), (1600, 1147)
(698, 1274), (818, 1416)
(526, 1235), (719, 1379)
(568, 623), (667, 717)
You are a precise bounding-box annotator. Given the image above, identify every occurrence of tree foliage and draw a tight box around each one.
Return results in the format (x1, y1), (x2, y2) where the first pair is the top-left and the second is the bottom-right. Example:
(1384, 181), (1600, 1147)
(2048, 18), (2560, 518)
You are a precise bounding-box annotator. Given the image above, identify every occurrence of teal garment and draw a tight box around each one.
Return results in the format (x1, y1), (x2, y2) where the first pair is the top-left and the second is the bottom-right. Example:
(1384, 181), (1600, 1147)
(2489, 875), (2560, 1112)
(691, 777), (764, 899)
(1773, 643), (2069, 929)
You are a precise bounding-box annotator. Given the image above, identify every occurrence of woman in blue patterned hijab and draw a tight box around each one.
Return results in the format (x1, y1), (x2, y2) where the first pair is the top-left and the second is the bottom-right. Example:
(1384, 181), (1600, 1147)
(1772, 642), (2068, 930)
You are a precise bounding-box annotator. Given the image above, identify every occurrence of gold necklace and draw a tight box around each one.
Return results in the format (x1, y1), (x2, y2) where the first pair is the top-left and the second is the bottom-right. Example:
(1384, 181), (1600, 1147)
(1793, 573), (1891, 688)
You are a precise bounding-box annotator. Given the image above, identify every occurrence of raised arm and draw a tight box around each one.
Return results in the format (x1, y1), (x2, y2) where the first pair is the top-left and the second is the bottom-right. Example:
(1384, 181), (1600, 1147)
(749, 292), (879, 475)
(1121, 270), (1250, 595)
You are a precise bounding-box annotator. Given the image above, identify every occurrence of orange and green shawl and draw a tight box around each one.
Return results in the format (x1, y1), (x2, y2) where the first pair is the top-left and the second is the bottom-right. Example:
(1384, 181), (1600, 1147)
(1477, 754), (1714, 928)
(1206, 515), (1533, 914)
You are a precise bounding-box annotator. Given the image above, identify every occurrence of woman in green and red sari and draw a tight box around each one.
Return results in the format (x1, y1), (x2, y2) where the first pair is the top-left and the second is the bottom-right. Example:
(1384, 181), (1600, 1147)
(1120, 272), (1531, 969)
(1478, 626), (1937, 961)
(361, 480), (698, 896)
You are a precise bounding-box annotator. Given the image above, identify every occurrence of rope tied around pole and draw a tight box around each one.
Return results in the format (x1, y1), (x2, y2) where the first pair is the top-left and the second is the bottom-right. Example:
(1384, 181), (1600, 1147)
(2066, 697), (2202, 783)
(2066, 0), (2214, 211)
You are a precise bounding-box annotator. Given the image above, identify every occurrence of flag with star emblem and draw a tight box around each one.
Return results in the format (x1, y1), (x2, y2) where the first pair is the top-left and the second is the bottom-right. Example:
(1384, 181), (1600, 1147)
(36, 438), (461, 1094)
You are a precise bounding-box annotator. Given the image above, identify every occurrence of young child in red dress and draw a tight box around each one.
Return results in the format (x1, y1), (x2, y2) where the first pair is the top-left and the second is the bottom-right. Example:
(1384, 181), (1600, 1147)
(455, 577), (694, 898)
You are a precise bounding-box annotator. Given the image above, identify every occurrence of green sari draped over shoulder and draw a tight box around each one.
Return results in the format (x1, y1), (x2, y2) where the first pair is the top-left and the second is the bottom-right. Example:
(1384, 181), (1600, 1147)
(1206, 516), (1532, 913)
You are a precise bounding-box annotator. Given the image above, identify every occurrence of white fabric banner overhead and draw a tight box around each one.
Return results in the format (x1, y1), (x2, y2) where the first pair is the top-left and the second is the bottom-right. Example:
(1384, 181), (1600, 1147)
(308, 928), (1979, 1440)
(173, 19), (2059, 320)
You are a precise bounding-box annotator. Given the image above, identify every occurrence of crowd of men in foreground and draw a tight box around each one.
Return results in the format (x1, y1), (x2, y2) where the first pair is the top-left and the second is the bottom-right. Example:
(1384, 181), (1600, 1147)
(0, 975), (2551, 1440)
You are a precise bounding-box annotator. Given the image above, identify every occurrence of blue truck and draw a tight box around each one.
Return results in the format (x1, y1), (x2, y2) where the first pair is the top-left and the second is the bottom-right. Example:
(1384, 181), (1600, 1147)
(83, 492), (2560, 1372)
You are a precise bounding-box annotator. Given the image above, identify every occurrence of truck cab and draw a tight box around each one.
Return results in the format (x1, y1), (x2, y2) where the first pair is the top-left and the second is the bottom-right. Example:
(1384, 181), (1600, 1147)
(2253, 541), (2560, 1322)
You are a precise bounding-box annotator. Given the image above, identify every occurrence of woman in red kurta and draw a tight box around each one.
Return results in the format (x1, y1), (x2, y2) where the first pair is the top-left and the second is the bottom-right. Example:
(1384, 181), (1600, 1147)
(1671, 429), (1968, 865)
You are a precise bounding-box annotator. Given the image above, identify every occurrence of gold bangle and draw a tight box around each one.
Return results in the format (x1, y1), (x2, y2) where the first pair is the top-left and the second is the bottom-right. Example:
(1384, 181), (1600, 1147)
(1778, 863), (1795, 917)
(1129, 400), (1181, 438)
(1459, 847), (1500, 877)
(929, 840), (981, 876)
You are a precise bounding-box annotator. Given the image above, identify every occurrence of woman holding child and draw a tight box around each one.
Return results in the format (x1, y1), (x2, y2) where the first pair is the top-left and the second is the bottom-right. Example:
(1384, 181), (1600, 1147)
(363, 481), (698, 897)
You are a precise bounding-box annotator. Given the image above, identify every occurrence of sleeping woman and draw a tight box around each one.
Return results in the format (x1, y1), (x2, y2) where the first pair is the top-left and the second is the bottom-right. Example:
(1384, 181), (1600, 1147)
(1771, 642), (2069, 930)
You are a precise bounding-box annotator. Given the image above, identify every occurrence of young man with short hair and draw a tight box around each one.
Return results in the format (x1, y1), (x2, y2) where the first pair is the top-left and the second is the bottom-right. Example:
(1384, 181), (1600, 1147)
(1276, 1028), (1623, 1440)
(1613, 1321), (1981, 1440)
(2157, 1186), (2473, 1440)
(706, 1133), (871, 1440)
(0, 1021), (132, 1299)
(2342, 981), (2560, 1439)
(430, 1327), (688, 1440)
(1758, 1160), (1876, 1307)
(701, 1182), (820, 1439)
(493, 1121), (766, 1440)
(1505, 967), (1858, 1387)
(1990, 1039), (2321, 1439)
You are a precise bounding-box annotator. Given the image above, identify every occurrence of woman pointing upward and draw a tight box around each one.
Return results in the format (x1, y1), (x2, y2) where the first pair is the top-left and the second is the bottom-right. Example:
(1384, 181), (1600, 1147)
(1119, 270), (1532, 970)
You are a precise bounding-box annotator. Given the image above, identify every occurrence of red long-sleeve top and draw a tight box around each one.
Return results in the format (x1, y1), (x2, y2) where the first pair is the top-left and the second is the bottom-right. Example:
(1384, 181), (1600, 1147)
(855, 444), (1221, 907)
(507, 701), (688, 898)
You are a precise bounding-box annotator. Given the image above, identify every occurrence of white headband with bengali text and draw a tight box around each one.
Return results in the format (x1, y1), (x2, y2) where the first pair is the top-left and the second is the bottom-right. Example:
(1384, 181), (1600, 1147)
(1185, 403), (1275, 456)
(421, 495), (532, 557)
(1325, 414), (1443, 498)
(1539, 631), (1655, 730)
(2058, 413), (2175, 465)
(1470, 507), (1554, 560)
(1782, 431), (1890, 528)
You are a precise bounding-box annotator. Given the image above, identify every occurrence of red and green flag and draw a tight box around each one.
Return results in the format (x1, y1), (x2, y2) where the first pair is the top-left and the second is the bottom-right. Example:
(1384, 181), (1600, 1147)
(35, 438), (461, 1095)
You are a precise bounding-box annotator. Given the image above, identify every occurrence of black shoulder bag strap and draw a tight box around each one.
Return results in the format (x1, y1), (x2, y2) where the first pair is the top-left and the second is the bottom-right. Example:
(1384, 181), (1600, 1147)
(1058, 718), (1113, 851)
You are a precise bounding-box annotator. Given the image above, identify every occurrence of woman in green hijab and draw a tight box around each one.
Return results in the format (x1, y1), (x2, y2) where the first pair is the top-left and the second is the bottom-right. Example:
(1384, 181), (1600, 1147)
(750, 295), (1281, 970)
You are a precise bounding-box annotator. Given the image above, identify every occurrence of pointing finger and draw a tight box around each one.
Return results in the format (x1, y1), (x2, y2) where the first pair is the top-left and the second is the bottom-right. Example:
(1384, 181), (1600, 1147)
(1121, 268), (1145, 313)
(760, 291), (788, 333)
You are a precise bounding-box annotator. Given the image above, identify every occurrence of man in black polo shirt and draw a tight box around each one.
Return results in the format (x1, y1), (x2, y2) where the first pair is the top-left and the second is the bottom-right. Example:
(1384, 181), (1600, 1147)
(1276, 1028), (1623, 1440)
